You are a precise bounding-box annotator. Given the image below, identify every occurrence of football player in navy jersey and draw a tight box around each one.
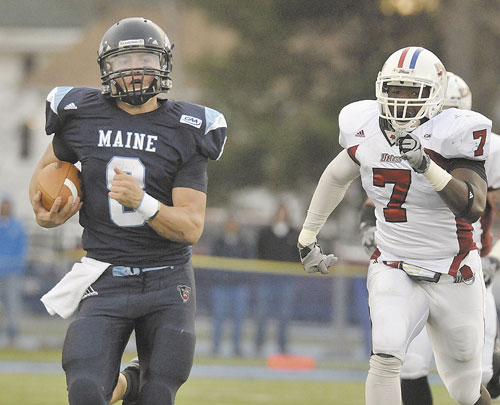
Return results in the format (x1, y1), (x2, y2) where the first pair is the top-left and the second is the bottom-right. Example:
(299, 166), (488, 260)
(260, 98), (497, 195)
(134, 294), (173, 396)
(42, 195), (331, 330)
(29, 17), (227, 405)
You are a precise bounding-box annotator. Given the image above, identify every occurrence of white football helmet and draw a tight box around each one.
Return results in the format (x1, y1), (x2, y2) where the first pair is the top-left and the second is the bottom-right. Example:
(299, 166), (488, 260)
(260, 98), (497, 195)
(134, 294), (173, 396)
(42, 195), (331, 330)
(443, 72), (472, 110)
(376, 47), (447, 132)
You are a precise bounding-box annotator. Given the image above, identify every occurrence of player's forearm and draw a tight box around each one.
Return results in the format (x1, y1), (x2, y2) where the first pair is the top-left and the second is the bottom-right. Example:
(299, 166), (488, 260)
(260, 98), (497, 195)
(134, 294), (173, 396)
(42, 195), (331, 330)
(299, 150), (360, 246)
(147, 204), (205, 244)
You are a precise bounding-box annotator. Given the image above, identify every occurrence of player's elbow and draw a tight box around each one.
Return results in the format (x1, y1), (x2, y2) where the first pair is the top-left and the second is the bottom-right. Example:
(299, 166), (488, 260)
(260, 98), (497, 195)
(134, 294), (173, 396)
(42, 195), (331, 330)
(463, 211), (480, 224)
(462, 196), (486, 223)
(185, 223), (204, 244)
(167, 221), (204, 245)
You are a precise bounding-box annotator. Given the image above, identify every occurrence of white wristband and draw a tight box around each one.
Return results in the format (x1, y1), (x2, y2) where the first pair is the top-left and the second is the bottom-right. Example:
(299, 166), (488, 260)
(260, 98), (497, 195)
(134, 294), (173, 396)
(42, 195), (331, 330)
(298, 228), (317, 247)
(423, 161), (452, 192)
(137, 192), (160, 222)
(490, 240), (500, 262)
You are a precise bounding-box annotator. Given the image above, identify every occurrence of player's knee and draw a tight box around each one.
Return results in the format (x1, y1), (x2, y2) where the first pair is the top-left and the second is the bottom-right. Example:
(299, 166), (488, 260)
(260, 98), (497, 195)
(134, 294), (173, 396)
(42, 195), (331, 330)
(67, 376), (106, 405)
(369, 354), (402, 378)
(447, 325), (480, 362)
(446, 371), (483, 404)
(449, 387), (482, 405)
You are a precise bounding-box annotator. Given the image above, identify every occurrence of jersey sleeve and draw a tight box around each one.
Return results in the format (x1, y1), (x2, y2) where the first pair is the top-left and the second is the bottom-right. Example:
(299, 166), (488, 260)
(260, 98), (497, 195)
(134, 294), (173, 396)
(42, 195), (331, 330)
(45, 86), (73, 135)
(338, 100), (379, 149)
(173, 152), (208, 193)
(436, 110), (492, 161)
(199, 107), (227, 161)
(45, 86), (78, 163)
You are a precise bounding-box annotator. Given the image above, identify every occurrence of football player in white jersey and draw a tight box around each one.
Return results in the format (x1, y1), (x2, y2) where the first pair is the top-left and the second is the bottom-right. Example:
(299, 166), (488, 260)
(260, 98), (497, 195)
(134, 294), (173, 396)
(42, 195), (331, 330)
(385, 72), (500, 404)
(298, 47), (493, 404)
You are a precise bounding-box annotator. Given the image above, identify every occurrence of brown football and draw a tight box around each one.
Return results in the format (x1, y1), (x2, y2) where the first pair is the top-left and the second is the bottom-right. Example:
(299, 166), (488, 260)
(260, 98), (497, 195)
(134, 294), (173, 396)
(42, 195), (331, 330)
(36, 161), (82, 211)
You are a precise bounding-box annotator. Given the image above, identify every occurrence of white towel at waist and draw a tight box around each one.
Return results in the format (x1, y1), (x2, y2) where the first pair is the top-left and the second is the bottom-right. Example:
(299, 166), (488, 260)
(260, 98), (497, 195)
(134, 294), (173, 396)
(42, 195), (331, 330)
(41, 257), (111, 319)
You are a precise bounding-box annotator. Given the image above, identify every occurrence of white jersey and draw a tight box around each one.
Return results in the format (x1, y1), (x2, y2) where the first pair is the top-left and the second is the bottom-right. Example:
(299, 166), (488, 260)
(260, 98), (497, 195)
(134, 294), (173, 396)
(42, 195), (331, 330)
(473, 132), (500, 254)
(340, 100), (492, 275)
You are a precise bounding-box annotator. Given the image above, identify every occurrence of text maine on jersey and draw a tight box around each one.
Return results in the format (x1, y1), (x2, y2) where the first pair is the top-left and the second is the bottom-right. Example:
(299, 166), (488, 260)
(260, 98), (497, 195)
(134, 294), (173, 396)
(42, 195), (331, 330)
(98, 129), (158, 152)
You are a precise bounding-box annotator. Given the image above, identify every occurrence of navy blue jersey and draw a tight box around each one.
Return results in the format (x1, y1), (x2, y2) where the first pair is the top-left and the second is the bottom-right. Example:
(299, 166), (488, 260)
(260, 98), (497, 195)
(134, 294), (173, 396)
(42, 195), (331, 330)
(45, 87), (227, 266)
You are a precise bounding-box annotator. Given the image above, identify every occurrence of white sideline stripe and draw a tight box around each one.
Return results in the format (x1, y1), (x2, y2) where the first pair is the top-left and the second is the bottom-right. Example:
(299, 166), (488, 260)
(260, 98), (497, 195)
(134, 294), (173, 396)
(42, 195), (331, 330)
(64, 179), (78, 200)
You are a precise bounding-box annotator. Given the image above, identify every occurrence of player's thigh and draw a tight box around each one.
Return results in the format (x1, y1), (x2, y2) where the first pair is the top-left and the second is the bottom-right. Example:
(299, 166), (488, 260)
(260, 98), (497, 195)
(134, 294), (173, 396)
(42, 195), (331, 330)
(401, 326), (433, 379)
(135, 300), (196, 389)
(424, 270), (485, 401)
(424, 254), (485, 363)
(368, 261), (429, 360)
(62, 314), (134, 397)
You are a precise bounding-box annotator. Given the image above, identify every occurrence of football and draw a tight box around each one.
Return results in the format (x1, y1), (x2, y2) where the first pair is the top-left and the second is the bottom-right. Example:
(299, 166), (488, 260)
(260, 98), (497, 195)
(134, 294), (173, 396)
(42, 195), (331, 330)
(36, 161), (82, 211)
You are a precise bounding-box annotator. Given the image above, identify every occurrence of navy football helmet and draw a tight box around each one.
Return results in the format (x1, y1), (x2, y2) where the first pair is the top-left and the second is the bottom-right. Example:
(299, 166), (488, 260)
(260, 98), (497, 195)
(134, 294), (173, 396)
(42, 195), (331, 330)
(97, 17), (173, 105)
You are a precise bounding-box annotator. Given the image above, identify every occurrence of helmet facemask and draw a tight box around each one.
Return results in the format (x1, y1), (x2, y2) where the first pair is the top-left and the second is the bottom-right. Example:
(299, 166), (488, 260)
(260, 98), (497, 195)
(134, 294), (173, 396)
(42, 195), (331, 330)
(376, 77), (444, 132)
(100, 49), (171, 106)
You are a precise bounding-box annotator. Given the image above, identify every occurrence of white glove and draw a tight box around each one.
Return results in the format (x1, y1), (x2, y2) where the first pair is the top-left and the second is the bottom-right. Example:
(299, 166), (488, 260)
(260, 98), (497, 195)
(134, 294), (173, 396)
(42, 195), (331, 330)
(398, 132), (430, 173)
(298, 242), (338, 274)
(482, 255), (500, 287)
(360, 224), (376, 256)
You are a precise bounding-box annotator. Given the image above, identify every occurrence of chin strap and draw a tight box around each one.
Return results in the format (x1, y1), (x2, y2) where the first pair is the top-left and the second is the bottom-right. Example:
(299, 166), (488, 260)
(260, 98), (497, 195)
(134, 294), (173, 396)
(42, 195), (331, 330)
(112, 77), (160, 105)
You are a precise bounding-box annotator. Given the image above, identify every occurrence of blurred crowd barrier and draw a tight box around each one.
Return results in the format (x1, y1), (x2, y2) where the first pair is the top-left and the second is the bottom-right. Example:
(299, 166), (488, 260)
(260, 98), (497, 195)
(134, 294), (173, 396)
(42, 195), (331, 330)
(4, 217), (372, 360)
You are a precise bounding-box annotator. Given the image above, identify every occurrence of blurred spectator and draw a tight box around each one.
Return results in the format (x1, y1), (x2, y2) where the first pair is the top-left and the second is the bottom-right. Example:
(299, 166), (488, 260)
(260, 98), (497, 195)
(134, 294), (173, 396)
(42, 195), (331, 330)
(254, 203), (299, 355)
(211, 216), (253, 356)
(0, 196), (28, 346)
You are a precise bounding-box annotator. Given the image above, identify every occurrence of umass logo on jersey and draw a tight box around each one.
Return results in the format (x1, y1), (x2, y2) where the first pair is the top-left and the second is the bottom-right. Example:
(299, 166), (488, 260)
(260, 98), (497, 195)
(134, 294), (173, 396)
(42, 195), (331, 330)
(380, 153), (403, 163)
(177, 285), (192, 303)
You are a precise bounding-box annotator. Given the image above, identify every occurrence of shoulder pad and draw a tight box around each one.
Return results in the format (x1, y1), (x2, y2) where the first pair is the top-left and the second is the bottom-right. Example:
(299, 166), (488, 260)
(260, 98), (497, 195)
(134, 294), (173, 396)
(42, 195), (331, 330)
(174, 102), (227, 161)
(427, 109), (492, 161)
(339, 100), (379, 149)
(201, 106), (227, 160)
(46, 86), (74, 114)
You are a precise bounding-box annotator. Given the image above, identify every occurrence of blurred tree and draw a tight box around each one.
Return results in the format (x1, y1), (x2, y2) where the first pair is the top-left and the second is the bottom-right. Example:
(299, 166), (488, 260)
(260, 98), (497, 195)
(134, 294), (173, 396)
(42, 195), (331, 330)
(185, 0), (497, 204)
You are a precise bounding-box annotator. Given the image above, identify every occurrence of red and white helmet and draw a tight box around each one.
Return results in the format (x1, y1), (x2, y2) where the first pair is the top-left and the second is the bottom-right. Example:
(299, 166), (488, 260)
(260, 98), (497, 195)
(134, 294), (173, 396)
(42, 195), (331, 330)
(443, 72), (472, 110)
(376, 47), (447, 131)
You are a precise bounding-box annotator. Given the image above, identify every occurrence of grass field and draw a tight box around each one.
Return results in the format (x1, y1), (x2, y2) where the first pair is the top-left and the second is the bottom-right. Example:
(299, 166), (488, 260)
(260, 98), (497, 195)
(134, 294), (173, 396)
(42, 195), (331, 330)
(0, 350), (457, 404)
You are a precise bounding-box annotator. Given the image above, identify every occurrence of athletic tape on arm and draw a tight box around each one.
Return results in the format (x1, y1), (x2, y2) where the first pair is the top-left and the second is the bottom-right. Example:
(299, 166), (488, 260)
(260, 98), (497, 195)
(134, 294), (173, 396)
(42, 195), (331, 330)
(299, 149), (360, 246)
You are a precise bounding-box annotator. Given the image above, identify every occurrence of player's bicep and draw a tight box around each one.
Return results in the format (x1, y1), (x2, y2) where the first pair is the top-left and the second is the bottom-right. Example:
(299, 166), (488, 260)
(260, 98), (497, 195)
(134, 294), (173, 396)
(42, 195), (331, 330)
(172, 187), (207, 231)
(172, 187), (207, 225)
(449, 166), (487, 220)
(450, 166), (487, 195)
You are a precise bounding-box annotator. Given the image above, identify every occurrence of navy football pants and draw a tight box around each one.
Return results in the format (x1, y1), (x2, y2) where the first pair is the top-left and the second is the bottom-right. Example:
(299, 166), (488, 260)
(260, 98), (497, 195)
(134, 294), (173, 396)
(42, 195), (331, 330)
(62, 261), (196, 405)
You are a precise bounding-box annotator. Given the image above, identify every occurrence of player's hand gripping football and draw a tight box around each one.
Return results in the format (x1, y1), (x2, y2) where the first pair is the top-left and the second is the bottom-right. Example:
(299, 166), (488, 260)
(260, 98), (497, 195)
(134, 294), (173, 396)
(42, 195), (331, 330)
(32, 192), (82, 228)
(398, 131), (430, 173)
(109, 167), (144, 209)
(298, 242), (338, 274)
